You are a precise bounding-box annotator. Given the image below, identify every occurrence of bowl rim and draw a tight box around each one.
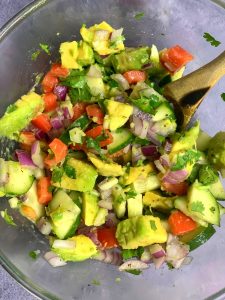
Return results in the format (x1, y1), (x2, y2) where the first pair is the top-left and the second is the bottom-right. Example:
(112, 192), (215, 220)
(0, 0), (225, 299)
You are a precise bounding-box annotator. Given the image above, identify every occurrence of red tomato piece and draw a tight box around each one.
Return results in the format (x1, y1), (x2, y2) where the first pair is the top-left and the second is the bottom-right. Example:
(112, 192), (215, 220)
(162, 181), (188, 196)
(50, 63), (69, 78)
(42, 72), (59, 93)
(97, 227), (118, 249)
(43, 93), (58, 112)
(32, 114), (52, 133)
(37, 177), (52, 205)
(160, 45), (193, 73)
(72, 103), (87, 121)
(19, 131), (36, 151)
(86, 104), (104, 124)
(85, 125), (104, 139)
(168, 210), (197, 235)
(123, 70), (146, 84)
(99, 130), (113, 147)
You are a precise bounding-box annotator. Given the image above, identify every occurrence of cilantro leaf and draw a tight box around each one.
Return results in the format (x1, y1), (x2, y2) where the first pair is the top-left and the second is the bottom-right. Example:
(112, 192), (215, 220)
(110, 35), (125, 48)
(150, 220), (157, 231)
(1, 209), (16, 226)
(190, 201), (205, 214)
(122, 247), (144, 260)
(69, 84), (92, 103)
(134, 12), (145, 20)
(203, 32), (221, 47)
(52, 167), (64, 183)
(31, 50), (41, 61)
(86, 137), (101, 152)
(29, 250), (40, 260)
(125, 269), (142, 275)
(6, 104), (17, 114)
(171, 150), (201, 171)
(64, 164), (76, 179)
(126, 190), (137, 199)
(108, 79), (119, 88)
(39, 43), (51, 55)
(131, 94), (161, 114)
(221, 93), (225, 102)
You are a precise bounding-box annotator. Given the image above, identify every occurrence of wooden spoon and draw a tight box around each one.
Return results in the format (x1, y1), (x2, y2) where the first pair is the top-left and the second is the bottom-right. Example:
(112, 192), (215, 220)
(163, 51), (225, 129)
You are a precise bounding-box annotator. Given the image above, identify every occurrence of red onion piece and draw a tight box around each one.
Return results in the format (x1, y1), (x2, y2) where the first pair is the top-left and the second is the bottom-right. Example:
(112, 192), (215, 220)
(111, 74), (130, 90)
(132, 146), (145, 164)
(15, 150), (36, 169)
(140, 248), (152, 263)
(147, 128), (162, 146)
(133, 107), (152, 121)
(100, 54), (109, 59)
(154, 160), (166, 174)
(164, 139), (172, 153)
(77, 225), (101, 247)
(34, 128), (46, 140)
(140, 120), (149, 139)
(166, 234), (189, 269)
(36, 217), (52, 235)
(159, 154), (170, 168)
(54, 85), (67, 101)
(0, 158), (9, 186)
(119, 260), (149, 271)
(62, 107), (72, 119)
(105, 213), (119, 228)
(93, 249), (122, 266)
(163, 169), (188, 184)
(110, 28), (123, 42)
(152, 256), (166, 269)
(114, 95), (126, 103)
(149, 244), (166, 259)
(31, 141), (44, 169)
(131, 116), (143, 136)
(141, 145), (158, 157)
(44, 251), (67, 267)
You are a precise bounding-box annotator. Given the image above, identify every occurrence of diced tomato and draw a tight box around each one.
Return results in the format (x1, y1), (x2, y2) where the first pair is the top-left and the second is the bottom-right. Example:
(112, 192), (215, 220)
(97, 227), (118, 249)
(86, 104), (104, 124)
(45, 138), (68, 168)
(72, 103), (87, 121)
(37, 177), (52, 205)
(123, 70), (146, 84)
(69, 143), (87, 152)
(32, 114), (52, 133)
(99, 130), (113, 147)
(43, 93), (58, 112)
(50, 63), (69, 78)
(42, 71), (59, 93)
(19, 131), (36, 151)
(162, 181), (188, 196)
(160, 45), (193, 73)
(85, 125), (103, 139)
(168, 210), (197, 236)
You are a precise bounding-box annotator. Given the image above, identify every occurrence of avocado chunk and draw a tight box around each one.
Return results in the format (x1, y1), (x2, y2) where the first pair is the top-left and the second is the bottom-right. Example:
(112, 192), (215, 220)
(87, 152), (124, 177)
(52, 158), (98, 192)
(0, 92), (44, 139)
(127, 194), (143, 218)
(122, 164), (155, 186)
(77, 41), (94, 66)
(86, 65), (106, 98)
(93, 208), (108, 226)
(48, 190), (81, 239)
(80, 21), (125, 55)
(209, 178), (225, 200)
(116, 215), (167, 249)
(207, 132), (225, 177)
(171, 121), (200, 153)
(82, 192), (99, 226)
(112, 47), (149, 73)
(20, 181), (45, 223)
(104, 99), (133, 131)
(60, 41), (80, 69)
(143, 191), (175, 211)
(112, 184), (126, 218)
(52, 235), (97, 261)
(187, 181), (220, 226)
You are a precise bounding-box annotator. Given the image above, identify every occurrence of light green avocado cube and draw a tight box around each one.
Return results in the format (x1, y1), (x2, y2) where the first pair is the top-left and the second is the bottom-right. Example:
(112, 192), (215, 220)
(77, 41), (94, 66)
(82, 192), (99, 226)
(127, 194), (143, 218)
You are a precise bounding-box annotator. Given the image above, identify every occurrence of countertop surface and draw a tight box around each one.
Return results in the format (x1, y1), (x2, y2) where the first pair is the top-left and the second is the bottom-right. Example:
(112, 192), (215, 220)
(0, 3), (36, 300)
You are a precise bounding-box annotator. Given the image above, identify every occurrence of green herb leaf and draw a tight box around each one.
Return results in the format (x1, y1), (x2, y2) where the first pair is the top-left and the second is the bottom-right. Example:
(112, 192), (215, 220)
(86, 137), (101, 152)
(39, 43), (51, 55)
(126, 190), (137, 199)
(69, 84), (92, 103)
(110, 35), (125, 48)
(203, 32), (221, 47)
(108, 79), (119, 88)
(133, 137), (150, 146)
(131, 94), (161, 114)
(150, 220), (157, 231)
(122, 247), (144, 260)
(136, 160), (144, 167)
(221, 93), (225, 102)
(64, 164), (76, 179)
(91, 279), (101, 286)
(171, 150), (201, 171)
(0, 209), (16, 226)
(190, 201), (205, 214)
(134, 12), (145, 20)
(125, 269), (142, 275)
(31, 50), (41, 61)
(210, 206), (216, 213)
(6, 104), (17, 114)
(29, 250), (40, 260)
(167, 262), (174, 270)
(52, 167), (64, 183)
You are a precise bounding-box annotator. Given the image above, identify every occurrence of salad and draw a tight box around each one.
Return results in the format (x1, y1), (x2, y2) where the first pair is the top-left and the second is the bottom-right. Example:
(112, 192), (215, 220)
(0, 21), (225, 273)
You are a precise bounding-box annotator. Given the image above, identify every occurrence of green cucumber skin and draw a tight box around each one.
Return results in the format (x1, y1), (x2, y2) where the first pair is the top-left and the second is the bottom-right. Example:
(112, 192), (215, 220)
(108, 129), (134, 154)
(188, 225), (216, 251)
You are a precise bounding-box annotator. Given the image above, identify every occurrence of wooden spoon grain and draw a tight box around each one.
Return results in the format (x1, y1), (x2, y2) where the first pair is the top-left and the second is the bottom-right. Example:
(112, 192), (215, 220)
(163, 51), (225, 129)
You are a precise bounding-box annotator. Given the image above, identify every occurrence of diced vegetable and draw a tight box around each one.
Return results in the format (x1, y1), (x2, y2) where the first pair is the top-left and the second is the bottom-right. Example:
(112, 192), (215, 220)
(37, 177), (52, 204)
(32, 114), (52, 133)
(168, 211), (197, 235)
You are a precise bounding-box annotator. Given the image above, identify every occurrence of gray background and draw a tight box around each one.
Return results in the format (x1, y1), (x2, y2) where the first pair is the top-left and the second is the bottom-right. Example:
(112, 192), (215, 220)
(0, 2), (36, 300)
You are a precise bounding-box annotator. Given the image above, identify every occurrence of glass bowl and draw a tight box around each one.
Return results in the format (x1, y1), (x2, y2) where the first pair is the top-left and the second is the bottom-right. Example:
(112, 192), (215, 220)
(0, 0), (225, 299)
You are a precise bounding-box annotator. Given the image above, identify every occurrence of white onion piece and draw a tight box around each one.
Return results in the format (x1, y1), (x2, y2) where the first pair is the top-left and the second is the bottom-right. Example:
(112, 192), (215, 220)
(132, 116), (143, 136)
(52, 240), (76, 249)
(100, 188), (113, 201)
(154, 160), (166, 174)
(123, 144), (131, 154)
(98, 199), (112, 210)
(105, 213), (119, 227)
(111, 74), (130, 90)
(36, 217), (52, 235)
(166, 234), (189, 269)
(119, 260), (149, 271)
(0, 158), (9, 186)
(140, 120), (149, 139)
(87, 64), (102, 78)
(110, 28), (123, 41)
(93, 250), (122, 266)
(44, 251), (67, 267)
(98, 177), (118, 191)
(140, 248), (152, 263)
(93, 30), (109, 42)
(31, 141), (44, 169)
(152, 256), (166, 269)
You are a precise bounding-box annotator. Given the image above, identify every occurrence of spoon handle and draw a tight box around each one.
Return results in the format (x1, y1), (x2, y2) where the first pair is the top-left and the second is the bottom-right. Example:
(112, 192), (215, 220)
(163, 51), (225, 129)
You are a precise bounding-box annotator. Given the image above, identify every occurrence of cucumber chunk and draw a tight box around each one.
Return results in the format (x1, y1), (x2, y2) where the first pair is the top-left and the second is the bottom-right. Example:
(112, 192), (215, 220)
(107, 128), (134, 154)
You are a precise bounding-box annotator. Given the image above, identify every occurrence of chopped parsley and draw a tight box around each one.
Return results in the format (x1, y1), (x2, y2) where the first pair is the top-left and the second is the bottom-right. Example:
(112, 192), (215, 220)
(31, 50), (41, 61)
(221, 93), (225, 102)
(86, 137), (101, 153)
(122, 247), (144, 260)
(91, 279), (101, 286)
(190, 201), (205, 214)
(1, 209), (16, 226)
(39, 43), (51, 55)
(115, 277), (121, 283)
(203, 32), (221, 47)
(126, 269), (142, 275)
(110, 35), (125, 48)
(134, 12), (145, 20)
(29, 250), (40, 260)
(6, 104), (17, 114)
(51, 167), (64, 183)
(171, 150), (201, 171)
(126, 190), (137, 199)
(132, 94), (161, 115)
(64, 164), (76, 179)
(108, 79), (119, 88)
(150, 220), (157, 231)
